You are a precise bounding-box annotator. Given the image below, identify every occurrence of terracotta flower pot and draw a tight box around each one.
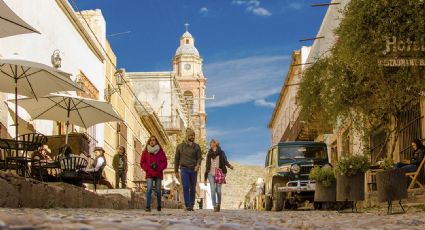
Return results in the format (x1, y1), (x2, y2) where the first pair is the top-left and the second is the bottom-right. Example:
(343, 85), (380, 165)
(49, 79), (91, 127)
(376, 168), (407, 202)
(336, 173), (365, 201)
(314, 181), (336, 202)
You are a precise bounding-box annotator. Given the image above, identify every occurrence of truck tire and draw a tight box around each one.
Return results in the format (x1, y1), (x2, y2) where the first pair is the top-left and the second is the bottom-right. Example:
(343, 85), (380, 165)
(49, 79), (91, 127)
(272, 183), (284, 211)
(264, 195), (272, 211)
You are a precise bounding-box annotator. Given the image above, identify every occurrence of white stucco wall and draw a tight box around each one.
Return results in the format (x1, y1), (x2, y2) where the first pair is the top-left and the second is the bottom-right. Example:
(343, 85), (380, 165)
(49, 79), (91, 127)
(127, 72), (173, 117)
(0, 0), (106, 139)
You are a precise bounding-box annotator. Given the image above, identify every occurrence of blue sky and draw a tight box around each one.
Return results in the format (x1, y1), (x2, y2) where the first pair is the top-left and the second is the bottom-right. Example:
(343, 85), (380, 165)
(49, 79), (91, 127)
(75, 0), (327, 166)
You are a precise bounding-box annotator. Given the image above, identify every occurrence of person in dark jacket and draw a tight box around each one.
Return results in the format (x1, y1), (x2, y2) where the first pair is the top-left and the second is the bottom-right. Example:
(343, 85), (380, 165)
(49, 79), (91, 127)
(140, 136), (168, 212)
(174, 128), (202, 211)
(112, 146), (128, 189)
(203, 139), (233, 212)
(395, 139), (425, 172)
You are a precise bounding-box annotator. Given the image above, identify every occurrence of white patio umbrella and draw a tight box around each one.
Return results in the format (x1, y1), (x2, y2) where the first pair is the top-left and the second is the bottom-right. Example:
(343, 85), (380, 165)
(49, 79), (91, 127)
(0, 58), (82, 139)
(0, 0), (40, 38)
(9, 94), (123, 144)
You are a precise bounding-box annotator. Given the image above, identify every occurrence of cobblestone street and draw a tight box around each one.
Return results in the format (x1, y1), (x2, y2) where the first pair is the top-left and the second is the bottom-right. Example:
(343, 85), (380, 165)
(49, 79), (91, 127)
(1, 207), (425, 230)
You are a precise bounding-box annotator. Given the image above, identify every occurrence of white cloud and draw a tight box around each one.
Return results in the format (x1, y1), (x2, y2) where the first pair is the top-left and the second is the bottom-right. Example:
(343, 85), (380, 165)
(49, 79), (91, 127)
(252, 7), (271, 16)
(254, 99), (275, 108)
(288, 2), (303, 10)
(232, 0), (271, 17)
(204, 55), (290, 108)
(199, 7), (209, 15)
(233, 151), (265, 166)
(207, 127), (257, 138)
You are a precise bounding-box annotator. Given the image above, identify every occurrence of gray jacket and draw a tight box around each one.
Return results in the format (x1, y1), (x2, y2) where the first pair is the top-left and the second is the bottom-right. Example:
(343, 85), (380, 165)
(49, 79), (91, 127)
(174, 142), (202, 172)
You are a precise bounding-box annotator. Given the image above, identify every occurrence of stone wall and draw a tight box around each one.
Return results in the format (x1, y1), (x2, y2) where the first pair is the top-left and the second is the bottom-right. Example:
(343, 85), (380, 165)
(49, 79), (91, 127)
(0, 172), (179, 209)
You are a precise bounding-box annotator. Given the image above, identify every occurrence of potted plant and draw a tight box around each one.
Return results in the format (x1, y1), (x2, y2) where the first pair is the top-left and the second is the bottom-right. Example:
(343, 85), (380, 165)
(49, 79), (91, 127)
(309, 166), (336, 203)
(375, 158), (407, 206)
(335, 154), (370, 202)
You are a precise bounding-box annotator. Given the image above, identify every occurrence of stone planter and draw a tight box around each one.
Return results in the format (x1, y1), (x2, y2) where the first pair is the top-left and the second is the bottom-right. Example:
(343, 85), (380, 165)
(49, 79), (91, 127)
(376, 168), (407, 202)
(336, 173), (365, 201)
(314, 181), (336, 202)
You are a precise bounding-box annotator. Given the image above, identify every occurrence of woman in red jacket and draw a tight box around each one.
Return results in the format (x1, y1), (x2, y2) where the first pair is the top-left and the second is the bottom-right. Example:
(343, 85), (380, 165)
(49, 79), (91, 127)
(140, 136), (168, 211)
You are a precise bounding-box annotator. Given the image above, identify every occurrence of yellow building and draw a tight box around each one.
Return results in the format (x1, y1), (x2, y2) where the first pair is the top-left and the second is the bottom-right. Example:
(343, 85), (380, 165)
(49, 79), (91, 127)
(103, 41), (170, 188)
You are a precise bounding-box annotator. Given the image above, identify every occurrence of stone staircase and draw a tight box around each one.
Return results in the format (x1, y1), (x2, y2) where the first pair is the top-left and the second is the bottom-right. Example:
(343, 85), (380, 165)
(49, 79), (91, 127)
(220, 162), (264, 209)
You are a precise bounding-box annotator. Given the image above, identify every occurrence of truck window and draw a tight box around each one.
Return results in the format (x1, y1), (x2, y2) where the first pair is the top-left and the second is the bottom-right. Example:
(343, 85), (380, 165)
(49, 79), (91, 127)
(271, 147), (278, 166)
(265, 150), (270, 167)
(278, 145), (327, 165)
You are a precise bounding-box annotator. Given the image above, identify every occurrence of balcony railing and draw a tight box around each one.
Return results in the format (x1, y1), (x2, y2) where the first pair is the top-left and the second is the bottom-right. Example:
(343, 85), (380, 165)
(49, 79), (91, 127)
(158, 116), (184, 132)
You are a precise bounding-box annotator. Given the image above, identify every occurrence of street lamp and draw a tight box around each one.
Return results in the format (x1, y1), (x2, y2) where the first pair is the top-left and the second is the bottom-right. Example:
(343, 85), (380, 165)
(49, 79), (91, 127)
(75, 74), (85, 90)
(104, 68), (125, 101)
(51, 49), (61, 69)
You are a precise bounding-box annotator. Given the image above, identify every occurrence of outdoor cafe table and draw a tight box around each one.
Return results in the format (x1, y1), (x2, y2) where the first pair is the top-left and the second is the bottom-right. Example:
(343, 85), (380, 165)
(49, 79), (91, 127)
(0, 138), (42, 177)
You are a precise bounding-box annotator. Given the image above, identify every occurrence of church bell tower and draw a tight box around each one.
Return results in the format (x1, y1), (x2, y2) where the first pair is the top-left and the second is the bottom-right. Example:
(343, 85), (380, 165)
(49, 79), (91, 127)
(173, 25), (206, 141)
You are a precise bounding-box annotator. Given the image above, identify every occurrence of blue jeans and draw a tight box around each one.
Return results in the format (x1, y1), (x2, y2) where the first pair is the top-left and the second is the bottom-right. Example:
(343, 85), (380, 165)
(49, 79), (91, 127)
(395, 162), (418, 172)
(181, 168), (197, 208)
(146, 178), (162, 208)
(208, 173), (222, 207)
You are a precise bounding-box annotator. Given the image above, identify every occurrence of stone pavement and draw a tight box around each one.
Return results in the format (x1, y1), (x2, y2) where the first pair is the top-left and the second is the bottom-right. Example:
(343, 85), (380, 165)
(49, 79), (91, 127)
(0, 207), (425, 230)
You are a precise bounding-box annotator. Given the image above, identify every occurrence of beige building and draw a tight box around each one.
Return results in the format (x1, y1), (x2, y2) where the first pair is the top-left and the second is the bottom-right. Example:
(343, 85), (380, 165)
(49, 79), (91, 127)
(269, 0), (351, 165)
(127, 29), (207, 142)
(268, 46), (311, 145)
(0, 1), (172, 189)
(173, 30), (207, 141)
(103, 40), (167, 188)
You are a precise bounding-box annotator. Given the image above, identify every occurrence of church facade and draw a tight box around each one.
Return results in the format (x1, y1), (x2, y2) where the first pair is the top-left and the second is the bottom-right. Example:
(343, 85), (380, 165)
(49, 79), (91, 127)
(127, 29), (207, 142)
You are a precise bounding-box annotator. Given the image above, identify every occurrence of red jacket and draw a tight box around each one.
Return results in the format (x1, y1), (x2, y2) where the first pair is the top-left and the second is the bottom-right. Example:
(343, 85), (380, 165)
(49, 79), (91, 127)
(140, 148), (168, 179)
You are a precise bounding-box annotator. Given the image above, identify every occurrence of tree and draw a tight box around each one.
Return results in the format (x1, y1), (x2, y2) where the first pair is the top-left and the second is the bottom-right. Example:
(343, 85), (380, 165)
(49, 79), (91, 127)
(297, 0), (425, 158)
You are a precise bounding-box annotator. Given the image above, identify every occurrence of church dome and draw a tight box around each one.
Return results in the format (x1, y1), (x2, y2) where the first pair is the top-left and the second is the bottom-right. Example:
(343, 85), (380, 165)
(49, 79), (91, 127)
(175, 30), (199, 56)
(181, 31), (193, 38)
(175, 45), (199, 56)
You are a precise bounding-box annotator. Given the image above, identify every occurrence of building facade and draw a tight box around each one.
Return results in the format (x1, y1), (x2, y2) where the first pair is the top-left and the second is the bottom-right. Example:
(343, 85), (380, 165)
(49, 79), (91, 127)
(0, 0), (106, 143)
(172, 30), (207, 141)
(0, 0), (172, 189)
(127, 29), (207, 143)
(268, 46), (310, 145)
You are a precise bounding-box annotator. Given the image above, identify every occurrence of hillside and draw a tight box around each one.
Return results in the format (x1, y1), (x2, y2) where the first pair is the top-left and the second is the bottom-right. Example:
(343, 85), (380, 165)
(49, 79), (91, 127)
(220, 162), (264, 209)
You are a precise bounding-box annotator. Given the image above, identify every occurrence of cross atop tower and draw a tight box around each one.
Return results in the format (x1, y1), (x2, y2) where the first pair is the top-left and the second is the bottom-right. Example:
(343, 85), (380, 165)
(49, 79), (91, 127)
(184, 22), (189, 32)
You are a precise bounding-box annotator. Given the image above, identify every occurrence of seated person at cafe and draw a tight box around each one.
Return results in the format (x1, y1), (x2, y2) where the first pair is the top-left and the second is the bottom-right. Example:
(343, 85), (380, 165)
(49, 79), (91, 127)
(395, 139), (425, 172)
(59, 144), (73, 158)
(83, 147), (106, 173)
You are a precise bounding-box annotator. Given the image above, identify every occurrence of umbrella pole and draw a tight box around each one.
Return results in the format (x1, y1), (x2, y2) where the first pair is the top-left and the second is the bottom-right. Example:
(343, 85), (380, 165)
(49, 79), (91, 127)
(14, 78), (18, 141)
(65, 121), (69, 144)
(65, 99), (71, 144)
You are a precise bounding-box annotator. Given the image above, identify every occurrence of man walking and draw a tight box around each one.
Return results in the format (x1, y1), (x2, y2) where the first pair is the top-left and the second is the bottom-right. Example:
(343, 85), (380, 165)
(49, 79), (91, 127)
(112, 146), (127, 189)
(175, 128), (202, 211)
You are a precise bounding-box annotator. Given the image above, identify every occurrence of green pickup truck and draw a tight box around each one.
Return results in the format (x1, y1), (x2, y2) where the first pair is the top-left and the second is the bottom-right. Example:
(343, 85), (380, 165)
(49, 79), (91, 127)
(264, 141), (329, 211)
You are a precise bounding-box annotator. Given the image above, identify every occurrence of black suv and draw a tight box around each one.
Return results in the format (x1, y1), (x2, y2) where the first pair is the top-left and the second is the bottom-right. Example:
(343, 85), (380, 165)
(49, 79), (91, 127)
(264, 141), (328, 211)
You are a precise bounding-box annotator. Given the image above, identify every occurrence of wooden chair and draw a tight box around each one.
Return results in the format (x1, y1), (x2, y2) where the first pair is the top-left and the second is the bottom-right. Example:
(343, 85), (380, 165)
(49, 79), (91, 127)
(406, 157), (425, 190)
(18, 133), (48, 154)
(59, 156), (88, 184)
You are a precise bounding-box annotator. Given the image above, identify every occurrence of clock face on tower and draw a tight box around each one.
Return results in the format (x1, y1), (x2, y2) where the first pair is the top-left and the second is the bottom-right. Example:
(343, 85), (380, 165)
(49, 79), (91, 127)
(184, 63), (191, 71)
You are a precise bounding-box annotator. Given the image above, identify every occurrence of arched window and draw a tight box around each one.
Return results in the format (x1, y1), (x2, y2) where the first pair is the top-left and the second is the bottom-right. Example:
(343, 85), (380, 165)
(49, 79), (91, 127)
(186, 39), (189, 44)
(184, 91), (194, 114)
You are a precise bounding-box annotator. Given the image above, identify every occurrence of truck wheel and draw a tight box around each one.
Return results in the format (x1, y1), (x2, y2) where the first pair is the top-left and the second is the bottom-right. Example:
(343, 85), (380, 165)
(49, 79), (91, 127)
(272, 183), (284, 211)
(284, 199), (291, 210)
(264, 195), (272, 211)
(313, 202), (322, 210)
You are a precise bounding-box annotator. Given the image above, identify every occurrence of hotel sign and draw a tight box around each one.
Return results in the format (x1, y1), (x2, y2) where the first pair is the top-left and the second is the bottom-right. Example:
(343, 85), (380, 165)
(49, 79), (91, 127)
(378, 36), (425, 67)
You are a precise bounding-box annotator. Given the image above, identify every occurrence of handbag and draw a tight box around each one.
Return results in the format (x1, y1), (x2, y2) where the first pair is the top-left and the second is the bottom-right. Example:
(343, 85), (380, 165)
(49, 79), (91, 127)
(213, 156), (226, 184)
(215, 168), (226, 184)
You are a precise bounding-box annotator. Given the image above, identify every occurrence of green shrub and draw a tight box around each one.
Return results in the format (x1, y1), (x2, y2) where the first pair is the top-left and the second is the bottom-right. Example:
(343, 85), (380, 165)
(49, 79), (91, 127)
(335, 154), (371, 176)
(309, 166), (336, 187)
(377, 157), (394, 170)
